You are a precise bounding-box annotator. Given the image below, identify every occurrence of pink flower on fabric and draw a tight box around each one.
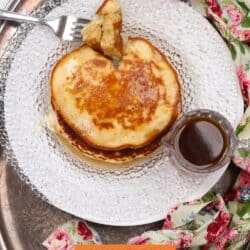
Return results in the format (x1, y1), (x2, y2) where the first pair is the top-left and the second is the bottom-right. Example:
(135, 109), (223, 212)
(178, 233), (193, 248)
(231, 26), (250, 42)
(246, 159), (250, 173)
(233, 156), (244, 166)
(163, 205), (181, 229)
(77, 221), (93, 240)
(163, 214), (173, 229)
(206, 0), (223, 17)
(238, 170), (250, 189)
(227, 228), (238, 240)
(204, 196), (224, 212)
(43, 229), (73, 250)
(224, 188), (241, 201)
(242, 30), (250, 42)
(206, 211), (230, 243)
(226, 5), (243, 26)
(204, 228), (238, 250)
(167, 233), (193, 248)
(202, 245), (210, 250)
(128, 236), (148, 245)
(216, 228), (238, 250)
(233, 156), (250, 172)
(236, 65), (250, 105)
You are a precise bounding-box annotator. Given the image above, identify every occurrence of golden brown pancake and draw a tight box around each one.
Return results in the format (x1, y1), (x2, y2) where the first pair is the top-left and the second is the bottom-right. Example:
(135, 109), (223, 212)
(82, 0), (123, 59)
(51, 37), (181, 152)
(51, 111), (162, 163)
(50, 0), (181, 163)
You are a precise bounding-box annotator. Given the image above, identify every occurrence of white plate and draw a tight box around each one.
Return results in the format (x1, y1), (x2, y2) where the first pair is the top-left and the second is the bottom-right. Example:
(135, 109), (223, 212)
(1, 0), (243, 226)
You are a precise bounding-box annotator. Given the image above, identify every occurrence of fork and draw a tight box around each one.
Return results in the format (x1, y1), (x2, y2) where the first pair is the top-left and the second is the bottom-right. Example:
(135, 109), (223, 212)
(0, 9), (90, 42)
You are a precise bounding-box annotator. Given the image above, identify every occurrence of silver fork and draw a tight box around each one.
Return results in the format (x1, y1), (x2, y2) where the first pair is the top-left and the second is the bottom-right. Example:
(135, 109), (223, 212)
(0, 9), (90, 42)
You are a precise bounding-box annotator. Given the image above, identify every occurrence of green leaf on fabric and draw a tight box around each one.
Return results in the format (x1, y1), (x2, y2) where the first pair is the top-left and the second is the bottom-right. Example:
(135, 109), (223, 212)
(223, 17), (228, 24)
(184, 220), (201, 231)
(236, 124), (245, 136)
(199, 0), (208, 8)
(67, 221), (76, 235)
(202, 192), (217, 203)
(236, 117), (250, 136)
(245, 63), (250, 71)
(170, 203), (211, 228)
(199, 210), (206, 216)
(238, 149), (250, 157)
(237, 1), (250, 15)
(221, 0), (230, 6)
(237, 202), (250, 218)
(145, 230), (178, 244)
(230, 44), (237, 60)
(241, 15), (250, 28)
(237, 41), (246, 54)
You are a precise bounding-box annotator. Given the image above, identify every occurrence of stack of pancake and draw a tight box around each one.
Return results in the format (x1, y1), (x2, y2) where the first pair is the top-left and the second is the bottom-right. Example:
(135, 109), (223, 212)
(50, 0), (181, 163)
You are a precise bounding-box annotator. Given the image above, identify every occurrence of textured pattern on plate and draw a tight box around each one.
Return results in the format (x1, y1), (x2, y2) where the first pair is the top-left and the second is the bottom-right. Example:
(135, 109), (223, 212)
(0, 0), (243, 225)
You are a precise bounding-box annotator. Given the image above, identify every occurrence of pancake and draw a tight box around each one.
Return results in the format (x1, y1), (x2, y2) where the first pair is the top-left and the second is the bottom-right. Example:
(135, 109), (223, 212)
(51, 37), (181, 152)
(50, 0), (181, 163)
(49, 110), (162, 164)
(82, 0), (123, 59)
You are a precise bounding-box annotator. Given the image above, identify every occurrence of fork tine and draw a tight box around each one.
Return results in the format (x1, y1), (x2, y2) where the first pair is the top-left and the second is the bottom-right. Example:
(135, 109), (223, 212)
(71, 33), (82, 39)
(75, 18), (89, 24)
(49, 16), (89, 42)
(72, 26), (85, 31)
(72, 37), (83, 42)
(73, 22), (86, 28)
(70, 31), (83, 42)
(68, 33), (83, 42)
(71, 27), (84, 32)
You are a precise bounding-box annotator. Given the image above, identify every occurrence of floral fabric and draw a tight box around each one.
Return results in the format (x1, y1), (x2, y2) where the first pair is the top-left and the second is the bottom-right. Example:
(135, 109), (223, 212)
(43, 171), (250, 249)
(192, 0), (250, 171)
(129, 171), (250, 249)
(43, 1), (250, 249)
(43, 220), (101, 249)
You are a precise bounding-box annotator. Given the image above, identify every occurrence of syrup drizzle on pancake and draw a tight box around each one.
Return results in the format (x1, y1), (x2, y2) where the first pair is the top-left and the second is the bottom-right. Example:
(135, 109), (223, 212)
(51, 38), (181, 151)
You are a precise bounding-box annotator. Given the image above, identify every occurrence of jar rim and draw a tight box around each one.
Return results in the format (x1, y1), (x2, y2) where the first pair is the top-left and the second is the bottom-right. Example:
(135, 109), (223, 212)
(165, 109), (238, 174)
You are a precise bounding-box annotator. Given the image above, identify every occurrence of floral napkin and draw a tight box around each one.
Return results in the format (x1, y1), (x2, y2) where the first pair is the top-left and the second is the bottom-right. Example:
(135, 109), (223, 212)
(193, 0), (250, 172)
(43, 221), (101, 249)
(128, 171), (250, 249)
(43, 1), (250, 249)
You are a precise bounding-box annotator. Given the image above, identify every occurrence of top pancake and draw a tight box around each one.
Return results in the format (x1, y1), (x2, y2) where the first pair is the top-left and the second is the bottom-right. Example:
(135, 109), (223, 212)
(51, 37), (181, 151)
(82, 0), (123, 59)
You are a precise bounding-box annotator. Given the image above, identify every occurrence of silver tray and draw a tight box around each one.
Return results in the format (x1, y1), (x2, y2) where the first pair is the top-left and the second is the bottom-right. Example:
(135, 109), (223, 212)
(0, 0), (21, 34)
(0, 0), (241, 249)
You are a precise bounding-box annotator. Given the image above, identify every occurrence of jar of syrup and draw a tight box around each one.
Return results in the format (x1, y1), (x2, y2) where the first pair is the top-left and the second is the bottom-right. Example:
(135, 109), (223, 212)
(165, 109), (238, 173)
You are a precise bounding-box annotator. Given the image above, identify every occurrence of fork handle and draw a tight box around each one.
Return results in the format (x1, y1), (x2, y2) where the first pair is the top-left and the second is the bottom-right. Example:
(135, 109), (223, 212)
(0, 9), (46, 25)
